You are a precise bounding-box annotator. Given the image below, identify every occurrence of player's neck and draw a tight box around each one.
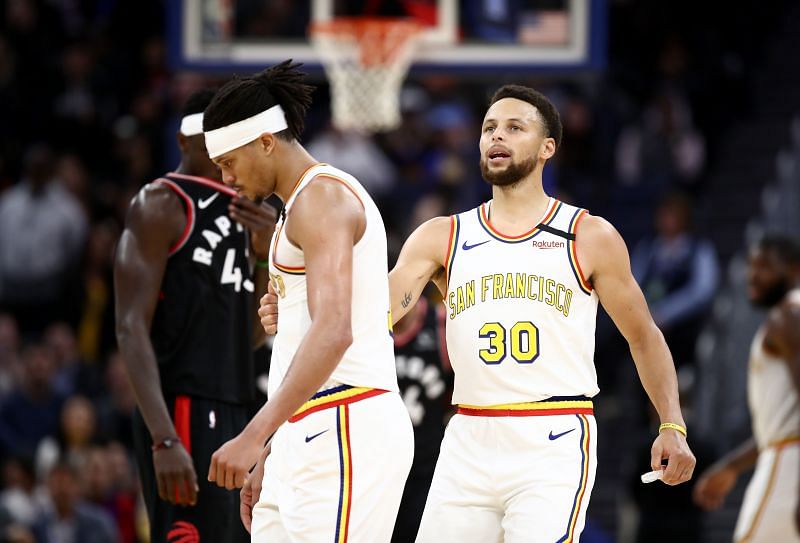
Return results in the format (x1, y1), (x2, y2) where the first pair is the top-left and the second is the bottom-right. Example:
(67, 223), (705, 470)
(272, 143), (320, 203)
(490, 174), (549, 221)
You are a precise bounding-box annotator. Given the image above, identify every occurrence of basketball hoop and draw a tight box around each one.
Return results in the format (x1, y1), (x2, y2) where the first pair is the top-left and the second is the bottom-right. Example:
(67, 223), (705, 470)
(310, 17), (422, 133)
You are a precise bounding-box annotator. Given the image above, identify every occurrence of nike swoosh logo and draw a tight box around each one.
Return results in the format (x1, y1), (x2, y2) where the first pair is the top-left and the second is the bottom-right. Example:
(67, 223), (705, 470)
(305, 429), (329, 443)
(197, 193), (220, 209)
(548, 428), (576, 441)
(462, 240), (490, 251)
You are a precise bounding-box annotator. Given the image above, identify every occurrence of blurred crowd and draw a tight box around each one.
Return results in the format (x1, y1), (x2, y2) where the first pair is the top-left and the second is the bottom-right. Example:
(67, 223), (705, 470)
(0, 0), (787, 541)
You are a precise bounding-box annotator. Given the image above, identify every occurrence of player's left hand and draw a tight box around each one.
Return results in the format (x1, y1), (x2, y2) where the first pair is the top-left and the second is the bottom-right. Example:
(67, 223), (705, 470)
(650, 429), (696, 485)
(229, 197), (277, 261)
(208, 430), (263, 490)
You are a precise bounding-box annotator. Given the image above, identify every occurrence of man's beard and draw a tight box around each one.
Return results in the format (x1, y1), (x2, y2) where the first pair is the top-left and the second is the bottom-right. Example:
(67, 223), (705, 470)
(480, 156), (537, 187)
(753, 279), (790, 308)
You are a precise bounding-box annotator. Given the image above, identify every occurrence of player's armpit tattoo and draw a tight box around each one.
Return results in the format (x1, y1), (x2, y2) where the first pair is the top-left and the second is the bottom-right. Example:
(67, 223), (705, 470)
(401, 292), (412, 308)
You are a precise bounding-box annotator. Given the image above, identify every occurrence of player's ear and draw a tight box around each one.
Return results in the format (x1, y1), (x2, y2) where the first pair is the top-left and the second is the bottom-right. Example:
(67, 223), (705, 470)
(258, 133), (277, 156)
(540, 138), (556, 160)
(177, 132), (189, 154)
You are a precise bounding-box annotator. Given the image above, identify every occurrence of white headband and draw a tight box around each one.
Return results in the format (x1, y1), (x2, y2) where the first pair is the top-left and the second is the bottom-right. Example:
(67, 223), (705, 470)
(204, 105), (289, 159)
(179, 113), (204, 136)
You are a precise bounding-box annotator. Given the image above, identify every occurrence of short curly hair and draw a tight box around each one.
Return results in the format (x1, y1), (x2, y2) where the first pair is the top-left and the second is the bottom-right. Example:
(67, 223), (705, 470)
(489, 84), (562, 149)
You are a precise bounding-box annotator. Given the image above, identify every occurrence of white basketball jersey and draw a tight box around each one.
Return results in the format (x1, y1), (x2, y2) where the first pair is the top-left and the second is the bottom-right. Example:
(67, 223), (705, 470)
(748, 290), (800, 449)
(445, 197), (600, 406)
(267, 163), (398, 396)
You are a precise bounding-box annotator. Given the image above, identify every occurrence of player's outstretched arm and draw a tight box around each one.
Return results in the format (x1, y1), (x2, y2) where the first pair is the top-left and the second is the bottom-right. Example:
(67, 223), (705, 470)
(693, 438), (757, 510)
(209, 178), (365, 490)
(389, 217), (450, 324)
(114, 184), (198, 506)
(577, 214), (696, 485)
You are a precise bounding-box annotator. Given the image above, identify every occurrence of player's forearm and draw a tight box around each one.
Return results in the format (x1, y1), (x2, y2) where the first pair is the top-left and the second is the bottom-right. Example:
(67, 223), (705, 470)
(629, 323), (685, 426)
(242, 321), (352, 442)
(389, 268), (426, 324)
(715, 438), (758, 474)
(116, 322), (176, 442)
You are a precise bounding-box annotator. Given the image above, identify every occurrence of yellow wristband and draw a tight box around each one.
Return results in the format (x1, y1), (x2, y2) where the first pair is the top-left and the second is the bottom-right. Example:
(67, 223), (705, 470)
(659, 422), (687, 437)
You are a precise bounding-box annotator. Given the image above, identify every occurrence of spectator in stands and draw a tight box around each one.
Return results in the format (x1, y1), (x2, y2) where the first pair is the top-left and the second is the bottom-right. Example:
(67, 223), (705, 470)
(0, 314), (21, 400)
(615, 89), (706, 190)
(103, 442), (139, 543)
(0, 456), (45, 529)
(307, 123), (398, 198)
(0, 344), (63, 461)
(44, 323), (100, 399)
(631, 191), (719, 367)
(32, 460), (117, 543)
(0, 145), (87, 335)
(36, 395), (98, 479)
(75, 220), (119, 365)
(95, 352), (136, 449)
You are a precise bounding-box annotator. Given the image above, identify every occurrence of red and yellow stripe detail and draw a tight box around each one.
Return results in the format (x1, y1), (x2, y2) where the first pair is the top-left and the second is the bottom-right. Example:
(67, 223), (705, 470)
(560, 414), (591, 542)
(271, 221), (306, 275)
(268, 163), (322, 275)
(444, 215), (460, 287)
(478, 199), (562, 243)
(457, 399), (593, 417)
(767, 435), (800, 449)
(567, 209), (592, 295)
(288, 385), (387, 422)
(335, 404), (353, 543)
(271, 169), (366, 276)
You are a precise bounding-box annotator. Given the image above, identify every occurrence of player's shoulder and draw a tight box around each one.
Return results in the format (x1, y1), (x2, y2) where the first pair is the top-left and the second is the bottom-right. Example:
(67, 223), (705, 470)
(575, 212), (623, 246)
(125, 179), (184, 227)
(294, 172), (365, 215)
(413, 216), (453, 244)
(772, 289), (800, 327)
(763, 291), (800, 354)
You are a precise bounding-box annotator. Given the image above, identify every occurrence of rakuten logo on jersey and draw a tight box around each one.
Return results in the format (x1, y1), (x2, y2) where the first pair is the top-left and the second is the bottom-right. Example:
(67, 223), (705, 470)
(532, 240), (565, 249)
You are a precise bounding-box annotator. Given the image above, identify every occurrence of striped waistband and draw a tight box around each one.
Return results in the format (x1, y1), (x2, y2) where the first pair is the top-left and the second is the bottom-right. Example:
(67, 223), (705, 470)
(289, 385), (388, 422)
(767, 436), (800, 450)
(457, 396), (593, 417)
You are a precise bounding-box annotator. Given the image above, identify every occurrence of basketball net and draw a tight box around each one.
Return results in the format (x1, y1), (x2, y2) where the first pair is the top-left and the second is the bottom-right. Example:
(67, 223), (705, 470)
(310, 17), (422, 133)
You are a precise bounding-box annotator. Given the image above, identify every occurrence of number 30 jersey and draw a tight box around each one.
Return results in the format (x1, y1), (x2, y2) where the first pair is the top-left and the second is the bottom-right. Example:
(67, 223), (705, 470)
(444, 197), (600, 406)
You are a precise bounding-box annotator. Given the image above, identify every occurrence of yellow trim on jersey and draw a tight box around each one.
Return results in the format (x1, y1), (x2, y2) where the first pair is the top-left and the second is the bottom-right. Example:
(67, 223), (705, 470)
(271, 221), (306, 275)
(478, 200), (562, 243)
(335, 405), (353, 543)
(567, 208), (592, 295)
(444, 215), (459, 287)
(564, 414), (592, 542)
(458, 400), (593, 411)
(289, 386), (386, 421)
(769, 436), (800, 449)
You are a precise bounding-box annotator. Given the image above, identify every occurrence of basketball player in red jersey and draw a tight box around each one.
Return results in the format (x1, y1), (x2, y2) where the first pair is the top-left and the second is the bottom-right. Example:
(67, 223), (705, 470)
(114, 89), (275, 543)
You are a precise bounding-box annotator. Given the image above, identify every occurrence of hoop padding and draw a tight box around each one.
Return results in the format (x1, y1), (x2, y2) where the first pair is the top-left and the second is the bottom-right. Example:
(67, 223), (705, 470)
(311, 17), (421, 132)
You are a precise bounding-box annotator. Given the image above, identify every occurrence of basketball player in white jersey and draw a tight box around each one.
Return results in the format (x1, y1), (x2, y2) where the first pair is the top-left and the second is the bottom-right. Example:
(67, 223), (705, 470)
(694, 235), (800, 542)
(201, 61), (413, 542)
(386, 84), (697, 542)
